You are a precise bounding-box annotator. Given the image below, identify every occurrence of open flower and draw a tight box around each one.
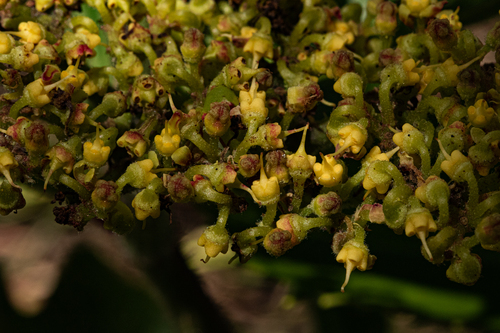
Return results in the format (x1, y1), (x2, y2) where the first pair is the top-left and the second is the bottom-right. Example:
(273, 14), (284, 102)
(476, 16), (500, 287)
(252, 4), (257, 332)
(313, 153), (343, 187)
(251, 154), (280, 204)
(468, 99), (496, 128)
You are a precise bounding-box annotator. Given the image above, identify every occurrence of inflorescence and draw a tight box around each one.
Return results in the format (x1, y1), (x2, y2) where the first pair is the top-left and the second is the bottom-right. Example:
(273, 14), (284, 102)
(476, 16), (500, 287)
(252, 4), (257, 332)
(1, 0), (500, 291)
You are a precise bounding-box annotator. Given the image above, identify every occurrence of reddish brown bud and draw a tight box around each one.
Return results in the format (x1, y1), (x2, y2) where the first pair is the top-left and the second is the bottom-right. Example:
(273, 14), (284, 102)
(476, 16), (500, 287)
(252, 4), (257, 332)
(427, 18), (457, 51)
(263, 228), (293, 257)
(167, 173), (195, 203)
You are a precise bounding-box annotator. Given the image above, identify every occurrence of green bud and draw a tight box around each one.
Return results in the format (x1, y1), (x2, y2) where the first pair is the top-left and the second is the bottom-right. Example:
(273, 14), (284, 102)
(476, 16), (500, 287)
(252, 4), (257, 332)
(0, 179), (25, 215)
(106, 201), (136, 235)
(476, 213), (500, 251)
(446, 247), (482, 286)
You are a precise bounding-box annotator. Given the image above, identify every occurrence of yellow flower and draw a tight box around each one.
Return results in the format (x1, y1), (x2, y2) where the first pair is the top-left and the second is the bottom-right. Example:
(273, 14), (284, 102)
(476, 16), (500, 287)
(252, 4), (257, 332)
(59, 65), (86, 90)
(286, 124), (316, 171)
(392, 123), (415, 148)
(405, 209), (437, 260)
(251, 154), (280, 203)
(336, 242), (370, 292)
(154, 119), (181, 157)
(440, 150), (469, 180)
(35, 0), (54, 11)
(362, 146), (399, 165)
(239, 80), (268, 122)
(402, 59), (420, 86)
(133, 159), (158, 187)
(10, 22), (42, 44)
(240, 26), (257, 39)
(243, 32), (273, 61)
(336, 124), (367, 155)
(197, 225), (229, 258)
(467, 99), (496, 128)
(83, 127), (111, 166)
(75, 28), (101, 50)
(0, 147), (20, 189)
(313, 153), (343, 187)
(406, 0), (429, 14)
(0, 32), (13, 54)
(438, 8), (462, 31)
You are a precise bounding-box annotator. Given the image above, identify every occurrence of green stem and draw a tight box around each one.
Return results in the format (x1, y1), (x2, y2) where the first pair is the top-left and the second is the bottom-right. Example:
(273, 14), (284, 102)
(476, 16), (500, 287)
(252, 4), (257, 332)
(291, 177), (306, 213)
(59, 174), (91, 200)
(261, 202), (278, 227)
(233, 120), (260, 162)
(215, 205), (231, 228)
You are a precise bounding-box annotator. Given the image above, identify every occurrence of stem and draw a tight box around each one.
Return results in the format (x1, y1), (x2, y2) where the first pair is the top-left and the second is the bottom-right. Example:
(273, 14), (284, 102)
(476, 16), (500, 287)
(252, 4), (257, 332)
(280, 112), (295, 132)
(215, 205), (231, 228)
(9, 96), (29, 119)
(291, 177), (306, 213)
(464, 170), (479, 225)
(418, 145), (431, 178)
(302, 216), (333, 231)
(261, 202), (278, 227)
(233, 119), (260, 162)
(58, 174), (91, 200)
(378, 76), (399, 126)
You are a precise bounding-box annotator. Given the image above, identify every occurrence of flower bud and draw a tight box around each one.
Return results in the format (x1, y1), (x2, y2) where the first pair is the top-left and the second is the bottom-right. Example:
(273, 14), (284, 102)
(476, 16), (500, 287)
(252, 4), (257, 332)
(475, 213), (500, 251)
(427, 18), (457, 51)
(467, 99), (496, 128)
(180, 28), (206, 64)
(446, 247), (482, 286)
(326, 50), (355, 80)
(286, 82), (323, 114)
(204, 101), (231, 137)
(263, 228), (293, 257)
(312, 192), (342, 217)
(0, 147), (21, 189)
(375, 1), (398, 35)
(286, 125), (316, 174)
(0, 179), (25, 216)
(167, 173), (194, 203)
(238, 154), (260, 178)
(106, 201), (136, 235)
(118, 131), (148, 157)
(171, 146), (192, 166)
(265, 150), (290, 184)
(132, 188), (161, 221)
(116, 159), (158, 190)
(0, 32), (14, 54)
(92, 180), (120, 211)
(197, 225), (230, 258)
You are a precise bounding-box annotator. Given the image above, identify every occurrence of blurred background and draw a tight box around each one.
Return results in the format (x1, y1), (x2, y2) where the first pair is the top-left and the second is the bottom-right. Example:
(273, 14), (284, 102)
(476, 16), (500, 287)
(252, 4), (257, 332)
(1, 0), (500, 332)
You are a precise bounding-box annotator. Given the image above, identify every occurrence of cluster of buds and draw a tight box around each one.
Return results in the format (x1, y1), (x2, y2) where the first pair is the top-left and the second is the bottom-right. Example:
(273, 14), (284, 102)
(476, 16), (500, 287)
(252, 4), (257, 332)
(1, 0), (500, 293)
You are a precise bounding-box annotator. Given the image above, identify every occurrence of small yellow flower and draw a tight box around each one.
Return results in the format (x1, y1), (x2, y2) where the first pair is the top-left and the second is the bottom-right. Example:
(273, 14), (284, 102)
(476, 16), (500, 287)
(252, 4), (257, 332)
(154, 120), (181, 157)
(134, 159), (158, 187)
(441, 150), (469, 180)
(59, 65), (86, 90)
(362, 146), (399, 165)
(197, 225), (229, 258)
(0, 32), (13, 54)
(239, 80), (268, 122)
(405, 209), (437, 260)
(406, 0), (429, 14)
(35, 0), (54, 11)
(438, 8), (462, 31)
(336, 242), (370, 292)
(286, 124), (316, 171)
(132, 189), (161, 221)
(243, 33), (273, 61)
(0, 147), (20, 189)
(83, 127), (111, 166)
(336, 124), (367, 155)
(402, 59), (420, 86)
(75, 28), (101, 50)
(10, 22), (42, 44)
(467, 99), (496, 128)
(392, 123), (415, 148)
(313, 153), (343, 187)
(251, 154), (280, 203)
(240, 26), (257, 39)
(25, 79), (51, 106)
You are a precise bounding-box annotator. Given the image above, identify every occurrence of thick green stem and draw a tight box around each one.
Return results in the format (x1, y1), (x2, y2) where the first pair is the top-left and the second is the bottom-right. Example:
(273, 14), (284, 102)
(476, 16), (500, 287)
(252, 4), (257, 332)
(261, 202), (278, 227)
(215, 205), (231, 228)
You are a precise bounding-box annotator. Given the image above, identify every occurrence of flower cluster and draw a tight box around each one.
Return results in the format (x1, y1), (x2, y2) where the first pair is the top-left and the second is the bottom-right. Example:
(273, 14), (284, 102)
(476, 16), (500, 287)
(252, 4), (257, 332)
(1, 0), (500, 291)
